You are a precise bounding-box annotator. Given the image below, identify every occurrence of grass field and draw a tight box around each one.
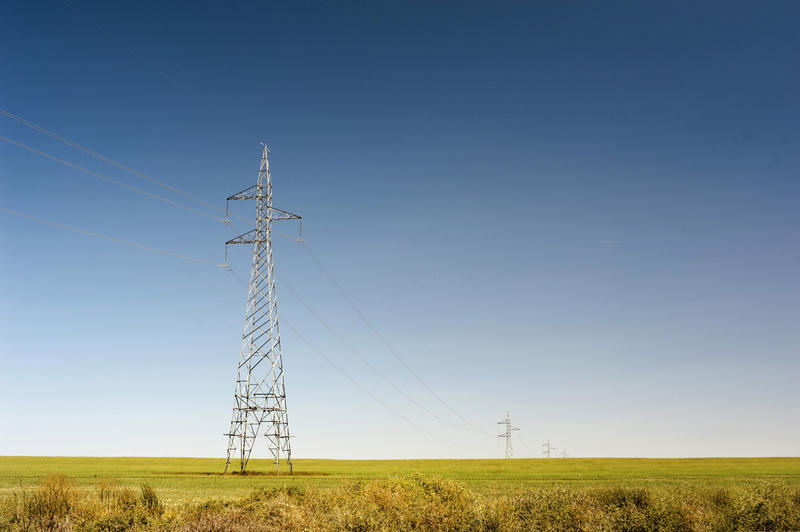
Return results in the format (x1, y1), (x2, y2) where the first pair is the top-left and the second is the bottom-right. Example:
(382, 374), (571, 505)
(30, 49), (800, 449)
(3, 457), (800, 530)
(1, 456), (799, 502)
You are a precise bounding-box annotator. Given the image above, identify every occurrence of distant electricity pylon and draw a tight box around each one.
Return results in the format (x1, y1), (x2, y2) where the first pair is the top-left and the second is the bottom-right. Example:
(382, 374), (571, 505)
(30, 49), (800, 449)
(497, 411), (519, 459)
(223, 145), (302, 474)
(542, 439), (556, 458)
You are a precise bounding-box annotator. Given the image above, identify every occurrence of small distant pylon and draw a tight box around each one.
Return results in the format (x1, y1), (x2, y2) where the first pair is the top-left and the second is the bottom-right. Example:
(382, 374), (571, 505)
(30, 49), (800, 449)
(497, 411), (519, 459)
(542, 439), (556, 458)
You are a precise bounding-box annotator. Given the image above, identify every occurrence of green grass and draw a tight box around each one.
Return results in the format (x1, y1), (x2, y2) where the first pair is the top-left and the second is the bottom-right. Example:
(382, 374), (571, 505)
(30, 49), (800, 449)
(1, 456), (798, 503)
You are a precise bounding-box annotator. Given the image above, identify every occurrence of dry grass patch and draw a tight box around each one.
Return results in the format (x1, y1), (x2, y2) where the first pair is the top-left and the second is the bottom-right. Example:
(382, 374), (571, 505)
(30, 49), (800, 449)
(2, 473), (800, 531)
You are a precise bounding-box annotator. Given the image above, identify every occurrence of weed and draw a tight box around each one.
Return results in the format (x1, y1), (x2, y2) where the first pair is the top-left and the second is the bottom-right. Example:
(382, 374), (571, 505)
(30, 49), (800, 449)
(139, 483), (162, 515)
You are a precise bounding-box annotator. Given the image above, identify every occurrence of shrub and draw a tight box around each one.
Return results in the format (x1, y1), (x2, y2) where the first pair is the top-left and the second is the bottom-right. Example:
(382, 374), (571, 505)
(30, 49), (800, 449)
(10, 474), (76, 531)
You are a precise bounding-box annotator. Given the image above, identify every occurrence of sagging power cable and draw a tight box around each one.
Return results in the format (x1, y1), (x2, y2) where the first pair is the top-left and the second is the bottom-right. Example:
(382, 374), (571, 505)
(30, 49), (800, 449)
(281, 317), (475, 449)
(0, 109), (284, 232)
(0, 107), (225, 215)
(0, 135), (224, 222)
(0, 207), (217, 265)
(517, 432), (538, 459)
(278, 277), (475, 432)
(299, 241), (496, 439)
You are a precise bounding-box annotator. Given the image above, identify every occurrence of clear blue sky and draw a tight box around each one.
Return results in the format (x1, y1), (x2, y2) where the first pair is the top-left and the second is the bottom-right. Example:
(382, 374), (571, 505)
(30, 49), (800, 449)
(1, 1), (798, 459)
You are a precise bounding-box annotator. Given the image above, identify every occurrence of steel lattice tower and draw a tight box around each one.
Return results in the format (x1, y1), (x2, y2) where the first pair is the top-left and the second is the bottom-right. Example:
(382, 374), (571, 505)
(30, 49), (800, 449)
(542, 439), (556, 459)
(497, 411), (519, 459)
(223, 145), (301, 474)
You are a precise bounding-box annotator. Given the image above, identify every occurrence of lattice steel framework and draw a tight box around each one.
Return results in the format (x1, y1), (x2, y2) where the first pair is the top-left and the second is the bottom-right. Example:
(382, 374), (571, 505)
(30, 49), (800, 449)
(497, 411), (519, 459)
(223, 145), (301, 474)
(542, 439), (556, 459)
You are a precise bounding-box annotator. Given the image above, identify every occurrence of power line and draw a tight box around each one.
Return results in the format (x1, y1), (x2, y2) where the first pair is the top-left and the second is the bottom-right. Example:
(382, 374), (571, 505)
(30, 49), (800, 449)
(0, 108), (296, 236)
(0, 135), (224, 222)
(0, 207), (217, 265)
(299, 241), (495, 438)
(517, 431), (537, 458)
(223, 264), (248, 287)
(277, 276), (474, 433)
(0, 107), (225, 215)
(281, 318), (474, 450)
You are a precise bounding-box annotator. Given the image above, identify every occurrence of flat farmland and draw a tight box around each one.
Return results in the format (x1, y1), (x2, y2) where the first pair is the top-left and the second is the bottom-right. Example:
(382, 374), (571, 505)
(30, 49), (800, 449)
(1, 456), (798, 503)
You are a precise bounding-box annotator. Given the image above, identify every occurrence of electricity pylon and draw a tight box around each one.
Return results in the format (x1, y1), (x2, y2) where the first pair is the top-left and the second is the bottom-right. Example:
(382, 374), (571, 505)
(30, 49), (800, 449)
(542, 439), (556, 458)
(497, 411), (519, 459)
(223, 145), (301, 474)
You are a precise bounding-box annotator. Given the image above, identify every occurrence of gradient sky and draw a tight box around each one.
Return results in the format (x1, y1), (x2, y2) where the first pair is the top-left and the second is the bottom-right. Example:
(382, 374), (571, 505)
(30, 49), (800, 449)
(1, 1), (798, 460)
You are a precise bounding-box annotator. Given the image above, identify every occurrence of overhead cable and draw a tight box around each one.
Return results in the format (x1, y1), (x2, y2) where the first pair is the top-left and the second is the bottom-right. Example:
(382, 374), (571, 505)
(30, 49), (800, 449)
(0, 110), (307, 237)
(299, 241), (496, 438)
(517, 432), (539, 459)
(0, 107), (225, 215)
(0, 135), (224, 222)
(0, 207), (217, 265)
(281, 317), (475, 449)
(278, 276), (475, 432)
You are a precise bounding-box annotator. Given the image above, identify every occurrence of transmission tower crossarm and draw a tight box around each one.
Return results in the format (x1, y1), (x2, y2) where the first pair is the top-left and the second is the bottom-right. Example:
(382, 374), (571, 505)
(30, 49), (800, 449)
(226, 184), (301, 220)
(226, 229), (261, 245)
(227, 184), (261, 201)
(498, 419), (519, 430)
(267, 207), (302, 221)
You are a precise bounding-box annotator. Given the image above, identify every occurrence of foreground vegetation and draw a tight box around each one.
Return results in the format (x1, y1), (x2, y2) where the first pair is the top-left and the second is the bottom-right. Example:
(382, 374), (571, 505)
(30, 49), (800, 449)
(2, 458), (798, 530)
(3, 473), (800, 531)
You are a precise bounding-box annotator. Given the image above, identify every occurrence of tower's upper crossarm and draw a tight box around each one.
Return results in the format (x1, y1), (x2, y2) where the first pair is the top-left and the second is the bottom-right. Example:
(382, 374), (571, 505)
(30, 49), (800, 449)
(226, 186), (301, 219)
(227, 184), (259, 201)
